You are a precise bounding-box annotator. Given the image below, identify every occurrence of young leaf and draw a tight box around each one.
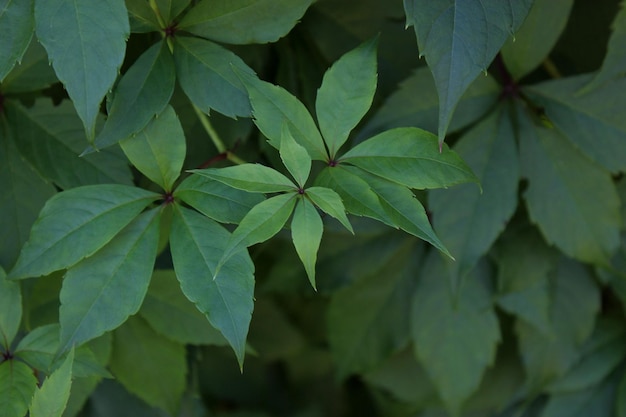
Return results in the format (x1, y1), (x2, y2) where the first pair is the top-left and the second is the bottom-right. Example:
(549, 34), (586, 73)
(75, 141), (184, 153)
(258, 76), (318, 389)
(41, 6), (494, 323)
(8, 185), (160, 280)
(191, 164), (296, 193)
(341, 127), (478, 189)
(174, 36), (256, 118)
(170, 206), (255, 366)
(0, 0), (34, 82)
(0, 359), (38, 417)
(120, 105), (185, 191)
(279, 123), (311, 188)
(178, 0), (313, 44)
(58, 208), (161, 354)
(305, 186), (353, 233)
(291, 197), (323, 289)
(316, 36), (378, 157)
(0, 267), (21, 349)
(35, 0), (129, 139)
(29, 348), (74, 417)
(92, 41), (175, 151)
(403, 0), (532, 144)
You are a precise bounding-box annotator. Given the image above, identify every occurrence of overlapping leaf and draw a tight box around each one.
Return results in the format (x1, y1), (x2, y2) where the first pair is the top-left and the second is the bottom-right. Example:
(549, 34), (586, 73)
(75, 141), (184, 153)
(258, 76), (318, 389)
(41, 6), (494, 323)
(0, 41), (58, 94)
(0, 0), (34, 82)
(291, 197), (323, 288)
(0, 268), (21, 348)
(279, 124), (311, 188)
(305, 186), (353, 233)
(29, 348), (74, 417)
(155, 0), (190, 24)
(0, 359), (37, 417)
(192, 164), (296, 193)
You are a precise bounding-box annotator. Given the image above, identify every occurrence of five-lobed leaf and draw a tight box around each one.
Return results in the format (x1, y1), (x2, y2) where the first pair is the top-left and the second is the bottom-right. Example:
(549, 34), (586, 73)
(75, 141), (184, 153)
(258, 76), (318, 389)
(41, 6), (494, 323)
(279, 123), (311, 188)
(305, 186), (353, 233)
(191, 164), (296, 193)
(0, 0), (34, 82)
(291, 197), (323, 289)
(29, 348), (74, 417)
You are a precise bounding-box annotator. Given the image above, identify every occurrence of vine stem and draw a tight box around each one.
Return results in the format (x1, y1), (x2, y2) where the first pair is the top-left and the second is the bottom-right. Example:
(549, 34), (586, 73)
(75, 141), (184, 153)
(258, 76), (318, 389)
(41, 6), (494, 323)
(192, 105), (247, 165)
(148, 0), (174, 53)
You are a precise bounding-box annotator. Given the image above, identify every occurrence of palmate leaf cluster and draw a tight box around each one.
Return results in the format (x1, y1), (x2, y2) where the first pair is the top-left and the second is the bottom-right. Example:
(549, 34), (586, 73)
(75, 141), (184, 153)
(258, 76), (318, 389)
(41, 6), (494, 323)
(1, 0), (626, 416)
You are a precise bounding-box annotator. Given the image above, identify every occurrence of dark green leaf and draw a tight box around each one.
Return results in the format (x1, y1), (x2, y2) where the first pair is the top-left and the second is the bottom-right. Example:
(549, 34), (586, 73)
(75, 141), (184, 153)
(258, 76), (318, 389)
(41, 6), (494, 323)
(0, 0), (34, 82)
(0, 359), (37, 417)
(540, 373), (619, 417)
(0, 40), (58, 94)
(178, 0), (313, 44)
(170, 206), (255, 366)
(92, 41), (175, 151)
(305, 186), (353, 233)
(8, 184), (160, 280)
(174, 36), (255, 118)
(35, 0), (129, 139)
(120, 105), (185, 191)
(155, 0), (190, 24)
(341, 127), (478, 189)
(316, 36), (378, 157)
(125, 0), (160, 33)
(192, 164), (296, 193)
(291, 197), (323, 288)
(279, 123), (311, 188)
(403, 0), (532, 143)
(29, 348), (73, 417)
(0, 268), (21, 349)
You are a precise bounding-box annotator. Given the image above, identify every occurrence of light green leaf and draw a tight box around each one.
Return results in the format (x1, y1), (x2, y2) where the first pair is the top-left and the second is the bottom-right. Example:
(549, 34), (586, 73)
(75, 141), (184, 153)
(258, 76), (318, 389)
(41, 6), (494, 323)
(178, 0), (313, 44)
(7, 99), (132, 189)
(411, 254), (500, 414)
(0, 268), (21, 349)
(125, 0), (160, 33)
(110, 316), (186, 414)
(341, 127), (478, 189)
(58, 208), (161, 353)
(316, 36), (378, 157)
(155, 0), (190, 24)
(238, 70), (328, 161)
(0, 0), (34, 82)
(280, 123), (311, 188)
(429, 108), (519, 280)
(191, 164), (296, 193)
(291, 197), (323, 289)
(170, 206), (255, 366)
(174, 36), (256, 118)
(174, 174), (264, 224)
(29, 348), (74, 417)
(120, 105), (185, 191)
(517, 102), (621, 266)
(0, 359), (38, 417)
(305, 186), (353, 233)
(139, 270), (228, 346)
(403, 0), (532, 143)
(35, 0), (129, 139)
(8, 184), (160, 280)
(92, 41), (175, 151)
(328, 241), (418, 378)
(1, 40), (57, 94)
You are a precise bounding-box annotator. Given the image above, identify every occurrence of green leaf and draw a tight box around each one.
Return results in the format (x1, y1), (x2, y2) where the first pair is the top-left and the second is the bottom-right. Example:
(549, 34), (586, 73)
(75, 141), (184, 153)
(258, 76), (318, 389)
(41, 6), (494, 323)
(0, 0), (34, 82)
(316, 36), (378, 157)
(328, 241), (418, 378)
(0, 40), (58, 94)
(191, 164), (296, 193)
(540, 373), (618, 417)
(7, 99), (132, 189)
(8, 184), (160, 280)
(109, 316), (186, 414)
(58, 208), (161, 353)
(174, 174), (264, 224)
(178, 0), (313, 44)
(411, 254), (500, 414)
(341, 127), (478, 189)
(29, 348), (74, 417)
(305, 186), (353, 233)
(35, 0), (129, 139)
(517, 102), (621, 266)
(92, 41), (175, 151)
(125, 0), (160, 33)
(120, 105), (185, 191)
(170, 206), (255, 366)
(155, 0), (190, 24)
(174, 36), (255, 118)
(501, 0), (574, 79)
(429, 108), (519, 280)
(238, 70), (328, 161)
(403, 0), (532, 143)
(279, 123), (311, 188)
(291, 197), (323, 289)
(139, 270), (228, 346)
(0, 268), (21, 349)
(0, 359), (38, 417)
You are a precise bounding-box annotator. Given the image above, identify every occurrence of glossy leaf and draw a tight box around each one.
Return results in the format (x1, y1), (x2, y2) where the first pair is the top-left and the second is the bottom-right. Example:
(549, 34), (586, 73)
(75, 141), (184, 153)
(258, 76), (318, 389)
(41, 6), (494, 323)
(174, 36), (255, 118)
(35, 0), (129, 139)
(279, 123), (311, 188)
(29, 348), (74, 417)
(341, 127), (478, 189)
(170, 206), (255, 366)
(0, 359), (38, 417)
(305, 186), (353, 233)
(291, 197), (323, 288)
(0, 0), (34, 82)
(178, 0), (313, 44)
(316, 36), (378, 157)
(403, 0), (532, 143)
(120, 105), (185, 191)
(9, 185), (160, 280)
(58, 208), (161, 353)
(0, 268), (21, 349)
(174, 174), (264, 224)
(191, 164), (296, 193)
(92, 41), (175, 151)
(0, 40), (58, 94)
